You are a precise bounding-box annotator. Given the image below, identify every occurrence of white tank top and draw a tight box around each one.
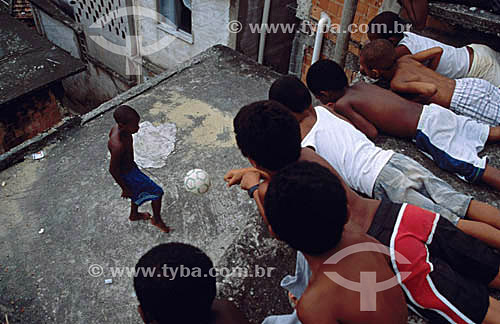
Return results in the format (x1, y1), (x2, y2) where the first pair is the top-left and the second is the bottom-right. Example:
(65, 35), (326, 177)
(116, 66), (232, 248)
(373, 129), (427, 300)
(301, 106), (394, 196)
(398, 32), (470, 79)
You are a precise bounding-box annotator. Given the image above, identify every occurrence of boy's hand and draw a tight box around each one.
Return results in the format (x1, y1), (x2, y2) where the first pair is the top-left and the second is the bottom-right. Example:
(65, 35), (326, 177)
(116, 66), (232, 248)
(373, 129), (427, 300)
(224, 168), (256, 187)
(224, 168), (270, 187)
(240, 171), (261, 190)
(121, 189), (133, 198)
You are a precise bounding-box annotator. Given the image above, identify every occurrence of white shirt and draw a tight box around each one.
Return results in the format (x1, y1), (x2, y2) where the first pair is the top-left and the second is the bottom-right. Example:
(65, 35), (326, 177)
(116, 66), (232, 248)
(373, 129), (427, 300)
(398, 32), (470, 79)
(301, 106), (394, 196)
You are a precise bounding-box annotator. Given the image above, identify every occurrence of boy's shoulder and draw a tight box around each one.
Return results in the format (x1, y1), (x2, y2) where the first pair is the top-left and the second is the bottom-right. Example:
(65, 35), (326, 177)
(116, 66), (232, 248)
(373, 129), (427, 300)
(108, 127), (126, 152)
(211, 300), (249, 324)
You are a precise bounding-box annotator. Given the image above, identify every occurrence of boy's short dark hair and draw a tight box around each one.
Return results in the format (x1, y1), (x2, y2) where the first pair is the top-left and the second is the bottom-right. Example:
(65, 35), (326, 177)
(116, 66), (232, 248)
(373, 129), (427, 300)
(233, 100), (301, 171)
(113, 105), (140, 125)
(361, 39), (397, 70)
(134, 243), (216, 324)
(264, 161), (348, 255)
(368, 11), (407, 40)
(269, 76), (312, 114)
(306, 59), (348, 96)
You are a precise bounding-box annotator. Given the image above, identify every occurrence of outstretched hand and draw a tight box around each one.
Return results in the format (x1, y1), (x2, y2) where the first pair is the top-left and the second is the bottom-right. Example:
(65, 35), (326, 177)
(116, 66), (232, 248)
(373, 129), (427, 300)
(224, 168), (270, 188)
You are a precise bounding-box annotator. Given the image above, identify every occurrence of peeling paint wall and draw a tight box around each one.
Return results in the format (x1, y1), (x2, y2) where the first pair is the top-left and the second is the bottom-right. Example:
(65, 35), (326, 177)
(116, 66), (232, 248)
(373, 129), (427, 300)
(0, 87), (66, 153)
(137, 0), (234, 69)
(35, 9), (81, 59)
(31, 6), (133, 113)
(61, 60), (132, 113)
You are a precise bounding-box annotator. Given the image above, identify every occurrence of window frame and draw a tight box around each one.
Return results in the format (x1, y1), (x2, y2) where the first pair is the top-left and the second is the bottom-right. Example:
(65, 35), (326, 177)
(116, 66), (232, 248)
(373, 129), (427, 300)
(156, 0), (193, 44)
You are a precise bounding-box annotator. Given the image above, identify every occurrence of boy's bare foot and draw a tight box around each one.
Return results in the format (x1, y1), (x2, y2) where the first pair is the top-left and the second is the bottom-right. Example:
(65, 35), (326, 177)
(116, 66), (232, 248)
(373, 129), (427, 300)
(129, 212), (152, 221)
(151, 218), (171, 233)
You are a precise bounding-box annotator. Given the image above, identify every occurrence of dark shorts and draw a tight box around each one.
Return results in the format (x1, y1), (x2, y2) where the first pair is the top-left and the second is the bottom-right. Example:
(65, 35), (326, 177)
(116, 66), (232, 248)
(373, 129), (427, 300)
(121, 167), (164, 206)
(368, 200), (499, 324)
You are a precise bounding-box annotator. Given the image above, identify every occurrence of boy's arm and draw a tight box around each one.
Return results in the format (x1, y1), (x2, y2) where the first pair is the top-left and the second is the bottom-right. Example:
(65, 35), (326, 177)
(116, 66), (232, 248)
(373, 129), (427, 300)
(391, 78), (438, 98)
(335, 102), (378, 140)
(224, 167), (267, 187)
(395, 45), (412, 58)
(237, 170), (269, 219)
(410, 47), (443, 70)
(108, 144), (131, 196)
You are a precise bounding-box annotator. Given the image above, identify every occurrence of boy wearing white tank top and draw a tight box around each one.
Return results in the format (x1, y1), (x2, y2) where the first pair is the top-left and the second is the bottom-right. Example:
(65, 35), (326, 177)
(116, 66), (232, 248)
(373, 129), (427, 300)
(367, 11), (500, 87)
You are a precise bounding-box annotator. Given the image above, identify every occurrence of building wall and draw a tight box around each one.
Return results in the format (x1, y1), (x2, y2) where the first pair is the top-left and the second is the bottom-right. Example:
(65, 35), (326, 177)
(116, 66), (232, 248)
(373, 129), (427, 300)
(137, 0), (236, 69)
(73, 0), (136, 79)
(236, 0), (298, 74)
(0, 86), (66, 154)
(295, 0), (384, 82)
(35, 9), (81, 59)
(31, 6), (133, 113)
(61, 60), (132, 114)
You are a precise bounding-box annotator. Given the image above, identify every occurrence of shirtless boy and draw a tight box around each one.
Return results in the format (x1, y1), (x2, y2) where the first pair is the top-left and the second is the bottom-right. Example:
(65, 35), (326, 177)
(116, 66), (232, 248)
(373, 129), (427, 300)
(264, 162), (408, 324)
(367, 11), (500, 87)
(360, 39), (500, 126)
(270, 74), (500, 249)
(307, 59), (500, 194)
(225, 101), (500, 323)
(108, 105), (170, 232)
(263, 161), (500, 324)
(134, 243), (249, 324)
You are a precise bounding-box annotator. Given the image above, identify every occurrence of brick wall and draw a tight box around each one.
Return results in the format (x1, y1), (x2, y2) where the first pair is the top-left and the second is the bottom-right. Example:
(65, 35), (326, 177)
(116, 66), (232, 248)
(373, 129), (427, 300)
(0, 86), (66, 154)
(301, 0), (384, 82)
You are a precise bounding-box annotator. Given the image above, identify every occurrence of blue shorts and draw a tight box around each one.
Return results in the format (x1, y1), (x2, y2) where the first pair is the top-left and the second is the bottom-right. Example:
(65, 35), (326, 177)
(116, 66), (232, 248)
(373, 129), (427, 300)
(121, 167), (164, 206)
(415, 104), (489, 184)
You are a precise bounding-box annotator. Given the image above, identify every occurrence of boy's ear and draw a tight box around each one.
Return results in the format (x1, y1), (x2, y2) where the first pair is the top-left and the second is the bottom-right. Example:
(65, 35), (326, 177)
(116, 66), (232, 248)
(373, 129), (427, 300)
(388, 36), (400, 46)
(248, 158), (258, 168)
(371, 69), (381, 78)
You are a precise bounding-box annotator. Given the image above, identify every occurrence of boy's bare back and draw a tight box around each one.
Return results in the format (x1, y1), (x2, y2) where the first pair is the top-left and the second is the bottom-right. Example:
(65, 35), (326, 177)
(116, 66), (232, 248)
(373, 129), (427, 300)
(392, 55), (456, 108)
(297, 231), (408, 324)
(335, 82), (422, 138)
(108, 125), (136, 175)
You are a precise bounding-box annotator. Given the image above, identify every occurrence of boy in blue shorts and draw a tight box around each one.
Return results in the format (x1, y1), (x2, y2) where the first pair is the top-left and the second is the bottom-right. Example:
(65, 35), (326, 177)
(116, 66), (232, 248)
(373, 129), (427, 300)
(306, 58), (500, 194)
(108, 105), (170, 233)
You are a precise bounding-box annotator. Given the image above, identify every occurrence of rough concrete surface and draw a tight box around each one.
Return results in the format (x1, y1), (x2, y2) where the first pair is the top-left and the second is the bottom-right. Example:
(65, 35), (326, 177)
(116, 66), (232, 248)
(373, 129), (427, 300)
(1, 45), (499, 324)
(0, 11), (85, 106)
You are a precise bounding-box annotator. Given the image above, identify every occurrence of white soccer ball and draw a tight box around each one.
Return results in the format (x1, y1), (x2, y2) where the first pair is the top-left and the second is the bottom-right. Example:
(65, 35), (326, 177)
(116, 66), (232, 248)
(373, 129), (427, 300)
(184, 169), (211, 194)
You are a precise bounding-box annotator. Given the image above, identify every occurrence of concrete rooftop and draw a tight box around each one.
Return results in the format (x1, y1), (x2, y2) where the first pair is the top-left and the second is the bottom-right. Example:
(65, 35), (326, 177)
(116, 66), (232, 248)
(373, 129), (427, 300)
(0, 45), (499, 324)
(0, 11), (85, 106)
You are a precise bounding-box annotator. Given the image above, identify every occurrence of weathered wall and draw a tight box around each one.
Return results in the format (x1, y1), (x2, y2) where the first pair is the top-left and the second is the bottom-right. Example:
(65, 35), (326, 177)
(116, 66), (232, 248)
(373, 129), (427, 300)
(0, 86), (66, 154)
(31, 5), (133, 114)
(236, 0), (298, 74)
(61, 60), (132, 114)
(293, 0), (383, 83)
(73, 0), (136, 79)
(137, 0), (234, 69)
(294, 0), (500, 84)
(35, 9), (81, 58)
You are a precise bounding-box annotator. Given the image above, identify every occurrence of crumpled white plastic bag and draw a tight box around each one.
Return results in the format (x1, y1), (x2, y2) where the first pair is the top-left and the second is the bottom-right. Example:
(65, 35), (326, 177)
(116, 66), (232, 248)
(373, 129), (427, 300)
(133, 121), (176, 169)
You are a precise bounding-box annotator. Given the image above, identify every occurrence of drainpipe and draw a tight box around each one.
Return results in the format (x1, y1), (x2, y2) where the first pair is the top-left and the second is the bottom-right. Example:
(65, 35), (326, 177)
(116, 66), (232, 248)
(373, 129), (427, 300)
(333, 0), (359, 68)
(258, 0), (271, 64)
(312, 12), (331, 64)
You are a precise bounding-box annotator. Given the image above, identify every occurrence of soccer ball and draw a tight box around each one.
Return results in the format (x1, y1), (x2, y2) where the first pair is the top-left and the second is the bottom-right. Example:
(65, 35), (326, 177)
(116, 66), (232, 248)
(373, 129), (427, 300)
(184, 169), (211, 194)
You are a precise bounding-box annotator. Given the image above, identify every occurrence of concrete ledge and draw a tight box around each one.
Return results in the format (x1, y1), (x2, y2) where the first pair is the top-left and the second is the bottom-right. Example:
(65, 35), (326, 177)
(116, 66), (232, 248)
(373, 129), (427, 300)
(0, 48), (214, 171)
(0, 115), (81, 171)
(429, 2), (500, 36)
(80, 53), (207, 125)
